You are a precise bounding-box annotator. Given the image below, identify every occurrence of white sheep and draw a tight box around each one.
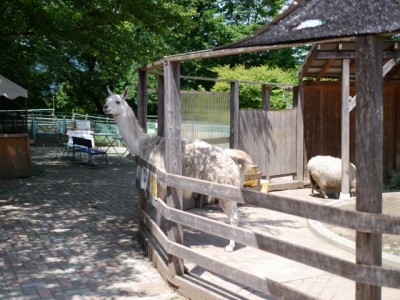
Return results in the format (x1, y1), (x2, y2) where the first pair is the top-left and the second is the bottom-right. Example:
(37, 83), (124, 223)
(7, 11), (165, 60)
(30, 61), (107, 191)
(307, 155), (356, 199)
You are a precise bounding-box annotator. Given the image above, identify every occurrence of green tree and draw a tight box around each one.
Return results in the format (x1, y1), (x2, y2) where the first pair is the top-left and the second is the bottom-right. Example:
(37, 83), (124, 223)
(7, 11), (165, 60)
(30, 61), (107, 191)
(216, 0), (285, 25)
(212, 64), (298, 109)
(175, 0), (301, 91)
(0, 0), (302, 114)
(0, 0), (194, 113)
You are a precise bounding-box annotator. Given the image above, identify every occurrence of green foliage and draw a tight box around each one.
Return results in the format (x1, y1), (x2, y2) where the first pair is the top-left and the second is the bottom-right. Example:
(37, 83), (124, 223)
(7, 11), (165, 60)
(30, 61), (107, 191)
(216, 0), (285, 25)
(176, 0), (300, 91)
(0, 0), (195, 113)
(0, 0), (303, 114)
(211, 64), (298, 109)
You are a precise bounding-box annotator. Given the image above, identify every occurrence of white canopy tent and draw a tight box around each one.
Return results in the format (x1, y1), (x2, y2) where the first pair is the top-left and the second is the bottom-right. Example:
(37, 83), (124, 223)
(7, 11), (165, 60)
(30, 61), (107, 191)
(0, 74), (28, 99)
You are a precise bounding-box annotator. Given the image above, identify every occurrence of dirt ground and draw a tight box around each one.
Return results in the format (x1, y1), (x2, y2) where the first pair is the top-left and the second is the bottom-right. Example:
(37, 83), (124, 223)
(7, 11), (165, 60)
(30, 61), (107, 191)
(324, 190), (400, 255)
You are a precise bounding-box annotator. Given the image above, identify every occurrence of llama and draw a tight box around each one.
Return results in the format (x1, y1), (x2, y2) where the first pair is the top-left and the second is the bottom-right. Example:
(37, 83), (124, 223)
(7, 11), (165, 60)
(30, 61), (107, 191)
(103, 86), (241, 251)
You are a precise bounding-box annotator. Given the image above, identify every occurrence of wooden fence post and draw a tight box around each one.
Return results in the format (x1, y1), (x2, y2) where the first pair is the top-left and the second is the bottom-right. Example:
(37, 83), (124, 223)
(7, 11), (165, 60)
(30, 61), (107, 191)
(262, 84), (271, 111)
(355, 35), (383, 300)
(230, 81), (239, 149)
(137, 70), (147, 132)
(164, 59), (184, 276)
(137, 70), (148, 241)
(341, 58), (351, 199)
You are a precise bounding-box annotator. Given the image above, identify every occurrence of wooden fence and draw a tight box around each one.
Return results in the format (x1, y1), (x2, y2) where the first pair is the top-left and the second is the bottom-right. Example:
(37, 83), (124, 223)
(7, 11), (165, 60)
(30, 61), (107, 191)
(136, 156), (400, 299)
(239, 109), (297, 178)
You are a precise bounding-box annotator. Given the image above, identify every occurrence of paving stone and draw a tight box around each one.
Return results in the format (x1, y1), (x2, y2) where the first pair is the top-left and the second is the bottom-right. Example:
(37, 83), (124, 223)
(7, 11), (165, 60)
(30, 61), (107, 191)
(21, 286), (37, 296)
(0, 147), (184, 299)
(21, 146), (400, 299)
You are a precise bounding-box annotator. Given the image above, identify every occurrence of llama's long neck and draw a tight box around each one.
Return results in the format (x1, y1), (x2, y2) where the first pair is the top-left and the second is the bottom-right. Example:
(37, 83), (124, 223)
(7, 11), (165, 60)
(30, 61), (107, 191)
(113, 106), (149, 156)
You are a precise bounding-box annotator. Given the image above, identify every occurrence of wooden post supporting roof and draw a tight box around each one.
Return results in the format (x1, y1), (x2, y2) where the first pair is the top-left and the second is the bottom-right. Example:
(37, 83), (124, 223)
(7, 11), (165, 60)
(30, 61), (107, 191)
(157, 74), (165, 137)
(137, 70), (147, 132)
(340, 59), (350, 199)
(137, 70), (148, 242)
(164, 60), (184, 276)
(230, 81), (239, 149)
(295, 85), (304, 182)
(355, 36), (383, 300)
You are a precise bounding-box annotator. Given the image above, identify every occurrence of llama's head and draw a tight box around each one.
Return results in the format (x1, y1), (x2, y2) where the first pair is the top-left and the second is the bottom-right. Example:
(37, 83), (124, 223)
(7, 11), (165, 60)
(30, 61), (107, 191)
(103, 86), (130, 116)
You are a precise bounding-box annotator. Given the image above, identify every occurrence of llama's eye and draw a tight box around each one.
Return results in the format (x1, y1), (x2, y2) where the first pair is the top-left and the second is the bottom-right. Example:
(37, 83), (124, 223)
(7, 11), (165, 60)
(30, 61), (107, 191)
(116, 101), (120, 104)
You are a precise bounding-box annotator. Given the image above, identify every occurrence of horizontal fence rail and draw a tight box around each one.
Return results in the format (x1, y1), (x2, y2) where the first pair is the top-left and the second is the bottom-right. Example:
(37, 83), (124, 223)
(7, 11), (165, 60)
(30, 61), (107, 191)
(137, 157), (400, 235)
(4, 109), (156, 145)
(136, 156), (400, 297)
(140, 208), (313, 299)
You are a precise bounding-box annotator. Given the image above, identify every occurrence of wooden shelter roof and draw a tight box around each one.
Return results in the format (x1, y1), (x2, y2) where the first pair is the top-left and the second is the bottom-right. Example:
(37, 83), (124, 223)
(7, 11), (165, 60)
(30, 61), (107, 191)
(144, 0), (400, 71)
(298, 40), (400, 81)
(216, 0), (400, 50)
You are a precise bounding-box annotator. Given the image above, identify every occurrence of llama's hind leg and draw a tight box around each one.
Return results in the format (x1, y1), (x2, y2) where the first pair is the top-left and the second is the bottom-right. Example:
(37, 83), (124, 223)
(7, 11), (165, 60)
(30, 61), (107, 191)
(225, 206), (238, 252)
(217, 198), (239, 251)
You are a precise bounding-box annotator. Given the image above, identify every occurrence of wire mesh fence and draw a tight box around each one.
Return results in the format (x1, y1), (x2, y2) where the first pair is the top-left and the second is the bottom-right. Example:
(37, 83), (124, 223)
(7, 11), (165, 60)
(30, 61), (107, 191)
(181, 90), (230, 148)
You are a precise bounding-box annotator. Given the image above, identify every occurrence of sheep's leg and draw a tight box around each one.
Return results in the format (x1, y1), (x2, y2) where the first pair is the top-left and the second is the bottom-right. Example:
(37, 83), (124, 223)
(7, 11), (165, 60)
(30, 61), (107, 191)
(310, 185), (315, 196)
(320, 188), (329, 199)
(309, 174), (317, 196)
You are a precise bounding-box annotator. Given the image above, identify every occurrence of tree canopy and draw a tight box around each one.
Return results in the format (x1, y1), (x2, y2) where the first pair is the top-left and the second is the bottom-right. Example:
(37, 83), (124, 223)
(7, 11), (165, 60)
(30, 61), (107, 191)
(0, 0), (302, 114)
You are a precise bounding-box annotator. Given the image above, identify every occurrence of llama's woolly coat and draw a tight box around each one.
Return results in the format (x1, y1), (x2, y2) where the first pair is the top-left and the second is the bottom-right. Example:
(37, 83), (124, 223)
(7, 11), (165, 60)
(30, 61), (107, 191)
(140, 135), (241, 215)
(307, 155), (356, 199)
(223, 148), (254, 183)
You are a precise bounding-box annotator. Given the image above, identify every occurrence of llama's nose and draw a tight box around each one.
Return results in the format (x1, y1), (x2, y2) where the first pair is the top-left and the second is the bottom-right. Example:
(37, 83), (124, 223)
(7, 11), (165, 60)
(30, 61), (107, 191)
(103, 104), (108, 109)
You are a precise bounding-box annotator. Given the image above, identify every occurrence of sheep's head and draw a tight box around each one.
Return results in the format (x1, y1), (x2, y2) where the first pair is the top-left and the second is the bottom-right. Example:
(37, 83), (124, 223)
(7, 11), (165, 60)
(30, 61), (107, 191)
(103, 86), (129, 116)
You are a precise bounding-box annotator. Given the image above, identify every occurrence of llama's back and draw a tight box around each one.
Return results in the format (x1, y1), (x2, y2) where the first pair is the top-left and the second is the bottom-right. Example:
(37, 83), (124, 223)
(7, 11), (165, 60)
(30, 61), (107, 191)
(182, 139), (241, 188)
(140, 137), (240, 188)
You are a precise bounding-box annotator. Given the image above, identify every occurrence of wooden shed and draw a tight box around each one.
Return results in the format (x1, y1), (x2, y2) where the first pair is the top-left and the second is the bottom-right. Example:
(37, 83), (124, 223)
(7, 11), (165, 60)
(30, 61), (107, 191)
(136, 1), (400, 299)
(0, 75), (31, 179)
(300, 41), (400, 175)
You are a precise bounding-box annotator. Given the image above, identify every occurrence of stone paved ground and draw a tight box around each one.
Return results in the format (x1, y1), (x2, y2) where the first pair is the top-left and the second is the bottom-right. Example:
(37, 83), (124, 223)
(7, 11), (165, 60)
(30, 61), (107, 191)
(0, 146), (185, 299)
(3, 146), (399, 299)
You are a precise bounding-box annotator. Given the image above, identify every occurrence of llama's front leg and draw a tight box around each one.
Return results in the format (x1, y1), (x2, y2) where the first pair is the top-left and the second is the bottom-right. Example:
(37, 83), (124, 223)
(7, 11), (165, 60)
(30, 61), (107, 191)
(224, 204), (238, 252)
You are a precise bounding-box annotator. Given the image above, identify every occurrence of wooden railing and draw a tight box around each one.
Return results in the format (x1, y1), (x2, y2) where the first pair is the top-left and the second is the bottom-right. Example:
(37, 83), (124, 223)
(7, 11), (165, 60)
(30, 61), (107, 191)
(136, 156), (400, 299)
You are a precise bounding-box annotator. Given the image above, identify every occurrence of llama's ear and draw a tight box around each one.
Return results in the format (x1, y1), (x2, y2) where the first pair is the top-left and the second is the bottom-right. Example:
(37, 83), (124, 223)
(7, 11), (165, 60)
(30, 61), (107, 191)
(122, 86), (129, 99)
(107, 86), (113, 96)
